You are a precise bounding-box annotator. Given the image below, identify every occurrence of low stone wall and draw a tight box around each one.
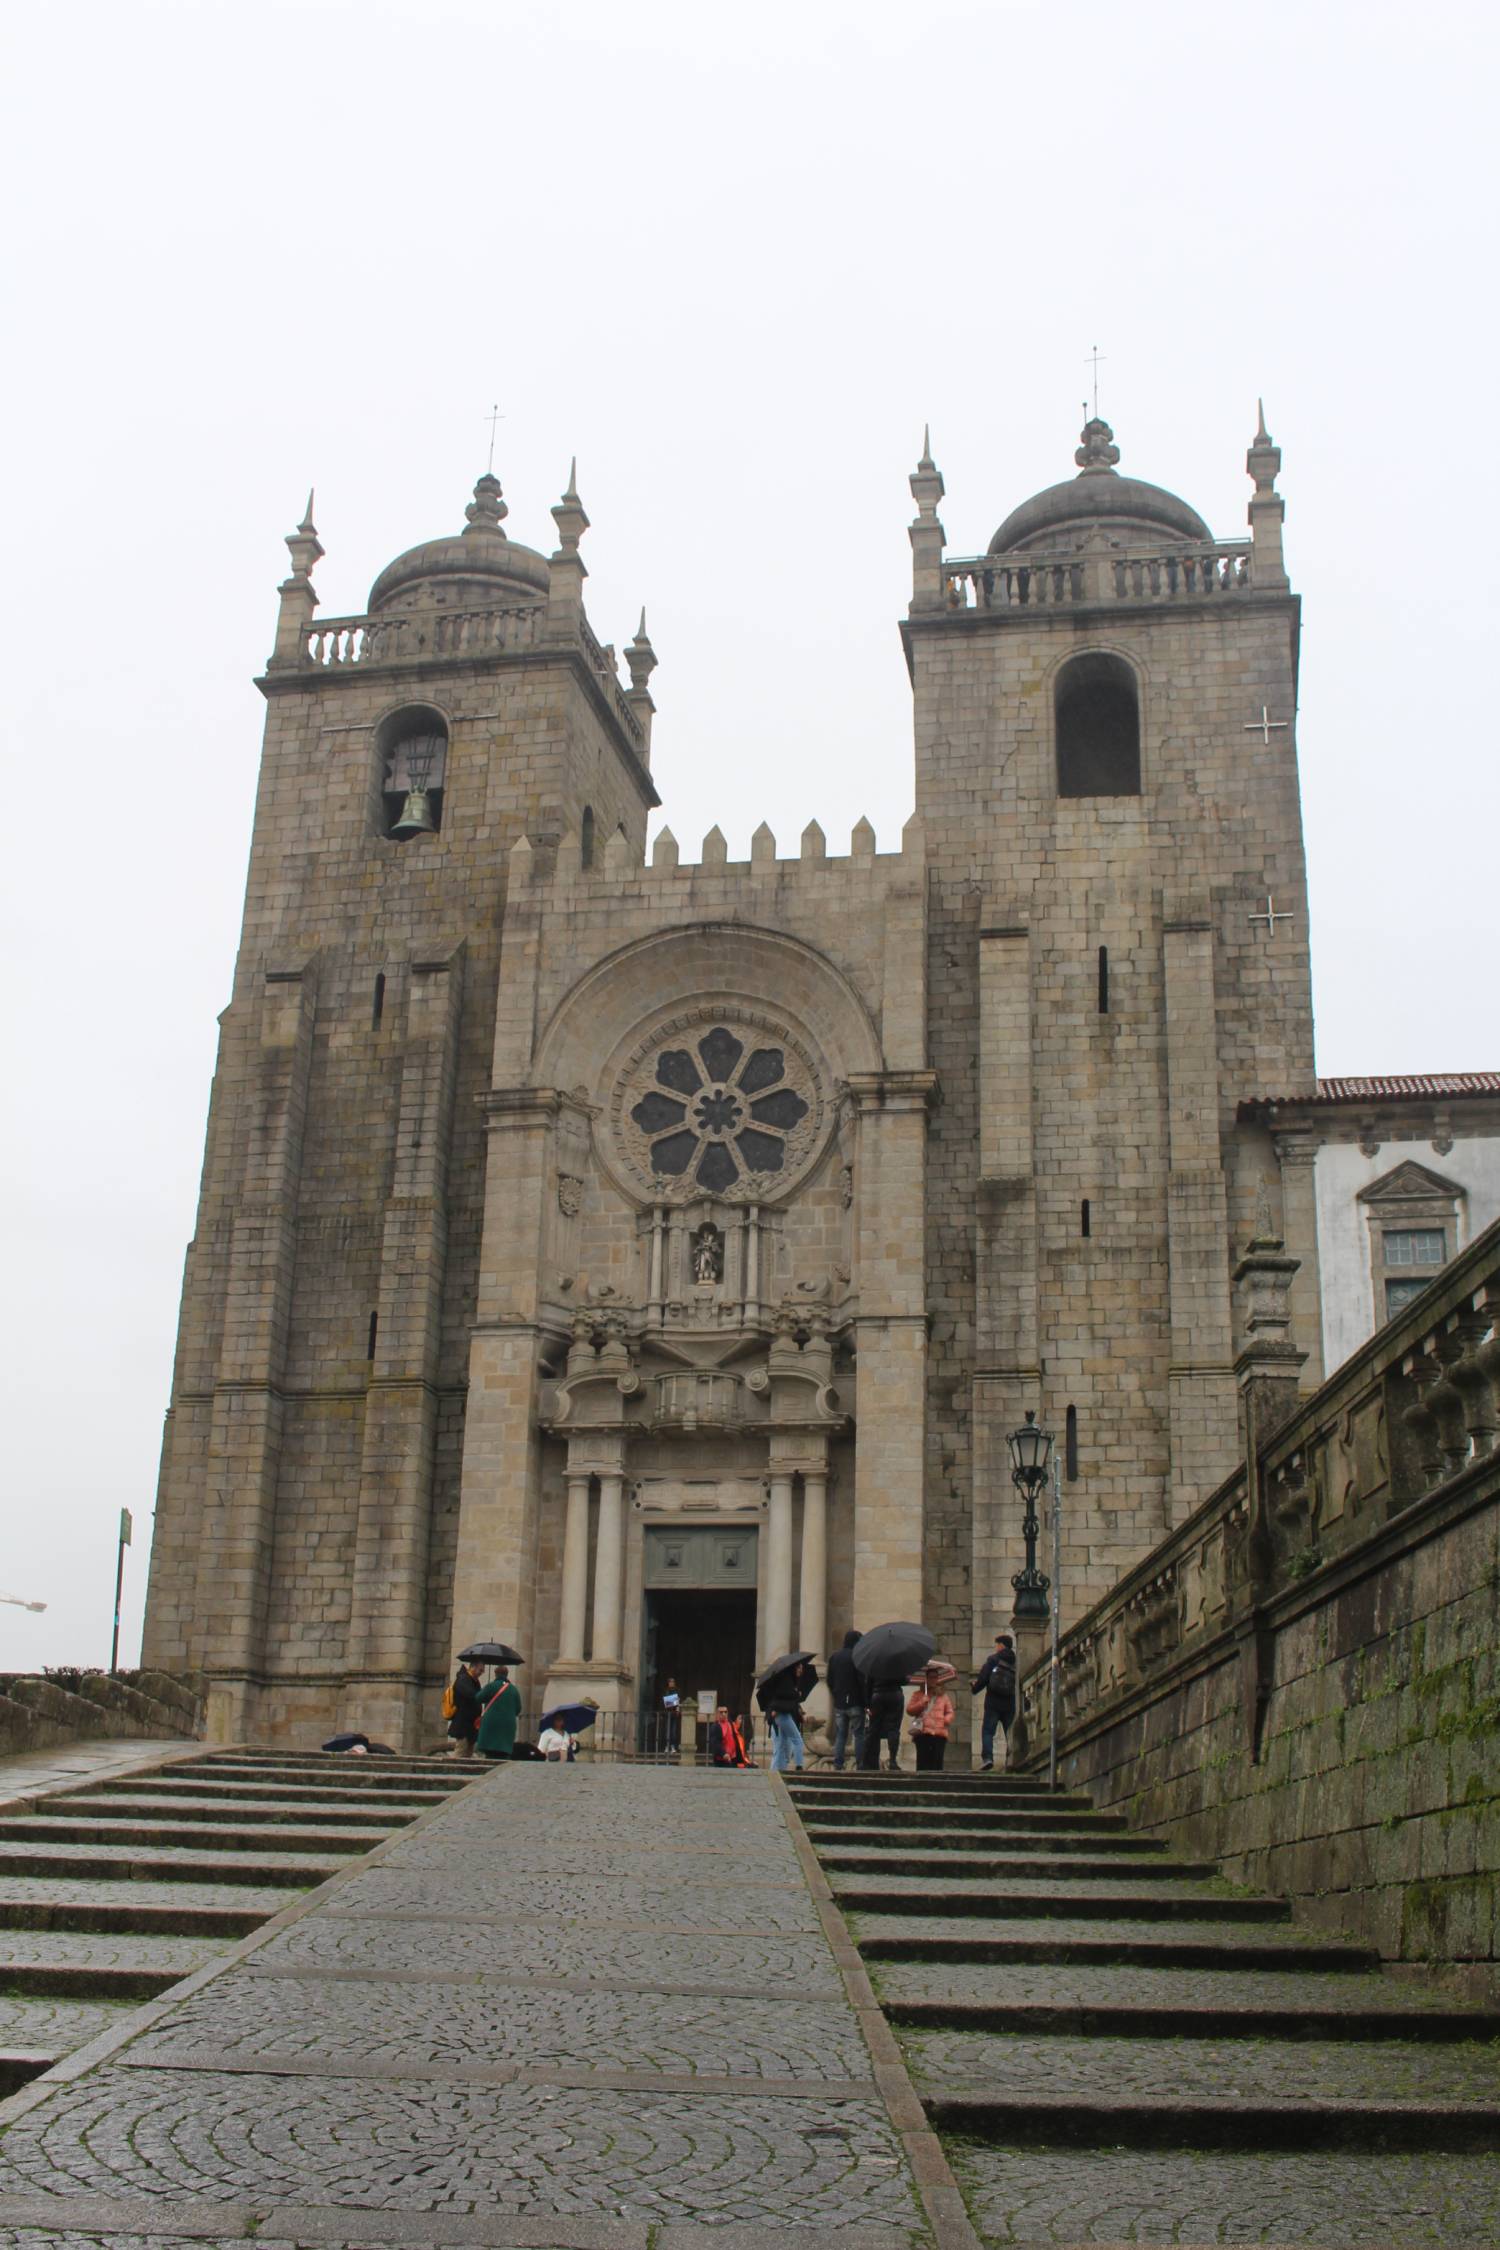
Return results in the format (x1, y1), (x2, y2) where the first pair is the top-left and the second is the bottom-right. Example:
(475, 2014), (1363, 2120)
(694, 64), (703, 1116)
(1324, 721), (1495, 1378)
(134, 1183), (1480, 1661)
(0, 1671), (204, 1760)
(1039, 1468), (1497, 1998)
(1020, 1218), (1500, 2000)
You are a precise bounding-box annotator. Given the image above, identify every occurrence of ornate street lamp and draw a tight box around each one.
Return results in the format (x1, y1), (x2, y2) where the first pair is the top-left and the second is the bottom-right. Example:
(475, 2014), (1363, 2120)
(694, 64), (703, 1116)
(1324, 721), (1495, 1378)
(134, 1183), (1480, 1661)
(1007, 1410), (1053, 1620)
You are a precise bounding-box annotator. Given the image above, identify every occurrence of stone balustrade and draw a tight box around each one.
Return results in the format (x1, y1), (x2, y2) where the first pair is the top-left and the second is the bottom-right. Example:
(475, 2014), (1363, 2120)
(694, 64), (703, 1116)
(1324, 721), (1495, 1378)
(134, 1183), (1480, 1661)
(1022, 1218), (1500, 1753)
(303, 603), (545, 669)
(943, 539), (1253, 613)
(1015, 1218), (1500, 1985)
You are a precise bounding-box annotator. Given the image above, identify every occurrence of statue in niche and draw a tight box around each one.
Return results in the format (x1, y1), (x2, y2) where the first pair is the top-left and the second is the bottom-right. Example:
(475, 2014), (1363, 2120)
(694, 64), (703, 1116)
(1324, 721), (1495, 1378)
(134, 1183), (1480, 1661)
(691, 1222), (724, 1284)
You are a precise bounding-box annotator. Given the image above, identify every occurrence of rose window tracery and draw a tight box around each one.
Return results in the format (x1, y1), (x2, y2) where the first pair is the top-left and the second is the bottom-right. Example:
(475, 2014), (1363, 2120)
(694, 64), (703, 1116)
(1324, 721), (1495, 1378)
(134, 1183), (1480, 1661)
(623, 1022), (815, 1197)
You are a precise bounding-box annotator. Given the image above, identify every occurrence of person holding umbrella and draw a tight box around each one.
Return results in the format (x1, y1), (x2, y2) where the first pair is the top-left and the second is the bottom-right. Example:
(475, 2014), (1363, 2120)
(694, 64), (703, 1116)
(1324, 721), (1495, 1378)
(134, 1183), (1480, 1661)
(852, 1622), (936, 1775)
(539, 1700), (598, 1764)
(445, 1655), (486, 1758)
(907, 1661), (958, 1772)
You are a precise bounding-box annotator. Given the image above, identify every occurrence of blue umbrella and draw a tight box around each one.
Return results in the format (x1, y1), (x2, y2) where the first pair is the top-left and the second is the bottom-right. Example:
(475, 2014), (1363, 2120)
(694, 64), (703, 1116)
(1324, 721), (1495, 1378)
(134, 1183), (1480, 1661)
(540, 1702), (598, 1733)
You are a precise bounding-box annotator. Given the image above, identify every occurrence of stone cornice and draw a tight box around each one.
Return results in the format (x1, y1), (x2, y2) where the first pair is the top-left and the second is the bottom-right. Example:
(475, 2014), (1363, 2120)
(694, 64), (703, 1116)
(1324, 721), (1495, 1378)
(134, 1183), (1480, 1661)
(845, 1069), (939, 1115)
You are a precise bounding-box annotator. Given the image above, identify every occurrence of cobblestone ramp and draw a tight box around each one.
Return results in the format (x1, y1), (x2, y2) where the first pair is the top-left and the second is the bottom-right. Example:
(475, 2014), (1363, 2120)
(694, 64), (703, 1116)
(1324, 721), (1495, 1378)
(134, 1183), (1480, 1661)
(0, 1747), (477, 2099)
(0, 1764), (929, 2249)
(787, 1769), (1500, 2246)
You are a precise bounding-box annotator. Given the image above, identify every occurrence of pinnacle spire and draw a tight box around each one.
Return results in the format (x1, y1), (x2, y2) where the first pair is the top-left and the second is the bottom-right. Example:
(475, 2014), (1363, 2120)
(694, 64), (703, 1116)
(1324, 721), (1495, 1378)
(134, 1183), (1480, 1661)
(919, 423), (933, 469)
(1256, 396), (1271, 445)
(300, 488), (316, 532)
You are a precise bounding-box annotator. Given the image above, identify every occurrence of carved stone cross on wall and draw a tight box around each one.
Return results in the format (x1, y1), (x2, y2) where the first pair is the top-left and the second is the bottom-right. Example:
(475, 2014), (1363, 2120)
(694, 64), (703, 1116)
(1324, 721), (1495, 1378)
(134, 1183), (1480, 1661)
(1243, 706), (1290, 745)
(1249, 894), (1295, 937)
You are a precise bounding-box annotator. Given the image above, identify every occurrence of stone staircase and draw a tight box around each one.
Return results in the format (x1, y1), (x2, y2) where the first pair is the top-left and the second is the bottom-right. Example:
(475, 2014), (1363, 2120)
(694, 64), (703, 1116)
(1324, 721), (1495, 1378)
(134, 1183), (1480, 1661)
(787, 1769), (1500, 2247)
(0, 1747), (480, 2098)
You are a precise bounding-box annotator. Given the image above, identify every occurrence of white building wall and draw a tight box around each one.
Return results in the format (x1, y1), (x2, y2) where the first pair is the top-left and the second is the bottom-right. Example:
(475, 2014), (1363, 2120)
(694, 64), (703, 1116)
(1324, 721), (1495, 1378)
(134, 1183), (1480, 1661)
(1315, 1135), (1500, 1373)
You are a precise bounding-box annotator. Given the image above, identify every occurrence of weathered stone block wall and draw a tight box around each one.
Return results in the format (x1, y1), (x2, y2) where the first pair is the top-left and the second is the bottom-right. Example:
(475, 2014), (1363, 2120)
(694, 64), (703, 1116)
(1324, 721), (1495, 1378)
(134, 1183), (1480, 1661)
(906, 590), (1315, 1740)
(1051, 1474), (1499, 1998)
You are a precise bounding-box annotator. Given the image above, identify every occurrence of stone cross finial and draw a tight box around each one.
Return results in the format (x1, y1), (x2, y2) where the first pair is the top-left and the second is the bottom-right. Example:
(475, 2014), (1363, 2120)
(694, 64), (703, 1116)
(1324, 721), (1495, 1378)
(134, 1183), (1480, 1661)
(1075, 417), (1121, 473)
(464, 472), (509, 535)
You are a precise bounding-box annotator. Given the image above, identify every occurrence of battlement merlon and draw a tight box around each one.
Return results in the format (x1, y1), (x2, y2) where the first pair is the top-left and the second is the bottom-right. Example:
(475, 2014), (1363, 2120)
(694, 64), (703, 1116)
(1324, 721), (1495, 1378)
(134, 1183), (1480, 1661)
(505, 810), (926, 897)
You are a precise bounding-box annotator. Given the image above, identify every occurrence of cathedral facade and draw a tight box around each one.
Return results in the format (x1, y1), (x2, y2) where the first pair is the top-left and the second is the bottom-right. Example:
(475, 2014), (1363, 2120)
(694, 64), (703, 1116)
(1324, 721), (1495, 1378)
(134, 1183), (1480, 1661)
(143, 412), (1323, 1749)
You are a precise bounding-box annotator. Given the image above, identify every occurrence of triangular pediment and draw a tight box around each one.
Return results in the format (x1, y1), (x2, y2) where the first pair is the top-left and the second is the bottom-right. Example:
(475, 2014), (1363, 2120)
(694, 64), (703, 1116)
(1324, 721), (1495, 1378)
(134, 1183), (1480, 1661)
(1357, 1159), (1466, 1206)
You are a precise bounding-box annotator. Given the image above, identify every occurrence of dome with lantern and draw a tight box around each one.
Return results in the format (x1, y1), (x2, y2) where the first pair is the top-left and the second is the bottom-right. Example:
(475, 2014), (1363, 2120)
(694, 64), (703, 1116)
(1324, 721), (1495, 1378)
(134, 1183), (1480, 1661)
(989, 418), (1211, 556)
(366, 473), (550, 612)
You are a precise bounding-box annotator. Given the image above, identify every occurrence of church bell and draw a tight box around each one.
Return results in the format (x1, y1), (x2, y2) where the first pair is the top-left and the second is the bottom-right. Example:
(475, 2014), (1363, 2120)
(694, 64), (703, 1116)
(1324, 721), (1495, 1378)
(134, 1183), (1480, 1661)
(391, 787), (436, 836)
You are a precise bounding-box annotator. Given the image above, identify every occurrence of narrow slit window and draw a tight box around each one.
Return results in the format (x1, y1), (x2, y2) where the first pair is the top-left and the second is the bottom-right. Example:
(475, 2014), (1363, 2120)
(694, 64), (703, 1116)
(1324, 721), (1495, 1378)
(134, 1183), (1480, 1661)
(372, 972), (386, 1028)
(1081, 1198), (1091, 1238)
(580, 805), (596, 869)
(366, 1311), (379, 1361)
(1098, 945), (1109, 1013)
(1065, 1404), (1079, 1482)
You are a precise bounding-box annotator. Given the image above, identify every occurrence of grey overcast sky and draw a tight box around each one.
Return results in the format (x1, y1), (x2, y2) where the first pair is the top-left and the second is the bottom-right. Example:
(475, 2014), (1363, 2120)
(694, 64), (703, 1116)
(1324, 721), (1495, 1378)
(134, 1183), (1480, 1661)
(1, 0), (1494, 1669)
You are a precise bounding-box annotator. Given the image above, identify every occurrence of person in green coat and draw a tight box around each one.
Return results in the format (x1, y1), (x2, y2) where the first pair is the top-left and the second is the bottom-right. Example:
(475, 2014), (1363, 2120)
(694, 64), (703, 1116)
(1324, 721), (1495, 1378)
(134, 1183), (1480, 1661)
(475, 1667), (522, 1760)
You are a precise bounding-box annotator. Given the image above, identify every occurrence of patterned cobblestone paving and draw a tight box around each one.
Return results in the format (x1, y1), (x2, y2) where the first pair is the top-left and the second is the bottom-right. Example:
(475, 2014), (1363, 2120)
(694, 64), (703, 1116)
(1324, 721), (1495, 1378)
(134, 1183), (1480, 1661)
(0, 1998), (130, 2055)
(320, 1866), (820, 1932)
(954, 2142), (1500, 2245)
(135, 1968), (875, 2079)
(0, 2067), (913, 2223)
(0, 1768), (924, 2236)
(251, 1913), (844, 1991)
(904, 2027), (1500, 2103)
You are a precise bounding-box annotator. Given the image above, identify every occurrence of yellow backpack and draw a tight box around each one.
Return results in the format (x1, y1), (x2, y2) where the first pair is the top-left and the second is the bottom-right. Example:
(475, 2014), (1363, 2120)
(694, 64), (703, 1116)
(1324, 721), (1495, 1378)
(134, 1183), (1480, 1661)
(441, 1680), (459, 1720)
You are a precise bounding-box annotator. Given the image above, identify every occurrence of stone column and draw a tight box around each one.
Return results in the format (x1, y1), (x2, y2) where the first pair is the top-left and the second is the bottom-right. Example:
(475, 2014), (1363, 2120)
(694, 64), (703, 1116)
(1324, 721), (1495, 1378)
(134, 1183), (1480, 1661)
(591, 1472), (626, 1666)
(764, 1475), (795, 1658)
(1272, 1128), (1324, 1389)
(798, 1470), (828, 1660)
(557, 1473), (592, 1665)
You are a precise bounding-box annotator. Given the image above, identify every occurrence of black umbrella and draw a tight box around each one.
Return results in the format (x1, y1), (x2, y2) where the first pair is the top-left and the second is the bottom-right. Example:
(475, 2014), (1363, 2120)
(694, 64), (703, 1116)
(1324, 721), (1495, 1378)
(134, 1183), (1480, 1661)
(755, 1649), (815, 1690)
(457, 1641), (525, 1665)
(852, 1621), (936, 1683)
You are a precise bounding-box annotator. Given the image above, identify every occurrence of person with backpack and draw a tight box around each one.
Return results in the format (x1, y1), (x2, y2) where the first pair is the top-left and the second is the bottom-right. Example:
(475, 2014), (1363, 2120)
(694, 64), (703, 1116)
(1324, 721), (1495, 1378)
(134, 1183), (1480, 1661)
(826, 1628), (866, 1772)
(444, 1657), (485, 1757)
(970, 1633), (1017, 1770)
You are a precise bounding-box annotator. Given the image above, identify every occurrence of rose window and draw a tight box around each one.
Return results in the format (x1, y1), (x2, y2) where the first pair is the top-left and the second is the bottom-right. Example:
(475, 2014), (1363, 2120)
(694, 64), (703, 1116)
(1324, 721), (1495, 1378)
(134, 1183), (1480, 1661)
(628, 1025), (811, 1194)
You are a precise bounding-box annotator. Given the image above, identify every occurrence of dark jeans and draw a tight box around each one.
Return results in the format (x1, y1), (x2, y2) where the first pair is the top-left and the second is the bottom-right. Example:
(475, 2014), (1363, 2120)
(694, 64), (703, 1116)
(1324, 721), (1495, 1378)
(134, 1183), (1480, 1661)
(832, 1705), (866, 1770)
(914, 1733), (946, 1771)
(981, 1701), (1013, 1764)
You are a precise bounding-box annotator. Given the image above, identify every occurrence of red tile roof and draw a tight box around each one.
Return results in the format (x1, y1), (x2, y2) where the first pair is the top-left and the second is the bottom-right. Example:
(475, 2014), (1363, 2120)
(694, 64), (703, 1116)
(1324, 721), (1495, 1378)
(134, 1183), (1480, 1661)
(1313, 1074), (1500, 1102)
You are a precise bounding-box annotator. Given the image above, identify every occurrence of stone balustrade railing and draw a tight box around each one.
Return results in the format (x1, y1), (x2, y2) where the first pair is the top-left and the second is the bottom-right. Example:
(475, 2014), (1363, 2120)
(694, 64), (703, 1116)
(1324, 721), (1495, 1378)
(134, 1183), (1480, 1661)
(944, 539), (1253, 613)
(1021, 1217), (1500, 1754)
(303, 604), (545, 669)
(579, 612), (645, 748)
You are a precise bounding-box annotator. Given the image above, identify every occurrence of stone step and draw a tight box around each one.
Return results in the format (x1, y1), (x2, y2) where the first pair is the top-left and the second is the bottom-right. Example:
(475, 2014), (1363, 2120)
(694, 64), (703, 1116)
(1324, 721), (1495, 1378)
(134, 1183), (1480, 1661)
(186, 1764), (471, 1795)
(0, 1894), (275, 1938)
(0, 1993), (138, 2082)
(788, 1778), (1084, 1805)
(0, 2051), (52, 2099)
(798, 1809), (1152, 1841)
(0, 1929), (229, 1977)
(870, 1955), (1484, 2016)
(797, 1795), (1118, 1823)
(809, 1827), (1169, 1863)
(833, 1879), (1286, 1922)
(857, 1924), (1378, 1970)
(196, 1753), (468, 1780)
(887, 1995), (1500, 2042)
(925, 2085), (1500, 2153)
(50, 1789), (420, 1827)
(0, 1959), (202, 2001)
(906, 2026), (1500, 2108)
(818, 1849), (1213, 1881)
(0, 1842), (337, 1888)
(89, 1782), (440, 1818)
(0, 1816), (397, 1855)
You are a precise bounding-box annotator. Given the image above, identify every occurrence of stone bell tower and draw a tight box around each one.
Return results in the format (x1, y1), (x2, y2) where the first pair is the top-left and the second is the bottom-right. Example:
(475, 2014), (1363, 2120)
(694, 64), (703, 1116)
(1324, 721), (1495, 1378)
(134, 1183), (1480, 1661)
(142, 464), (658, 1748)
(900, 408), (1317, 1671)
